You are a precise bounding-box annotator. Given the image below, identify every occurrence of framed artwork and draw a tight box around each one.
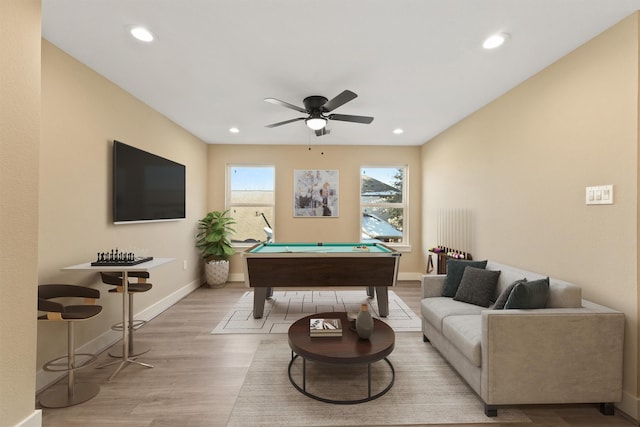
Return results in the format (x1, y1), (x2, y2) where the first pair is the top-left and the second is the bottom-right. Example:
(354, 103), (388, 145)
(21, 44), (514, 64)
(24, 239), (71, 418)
(293, 169), (339, 217)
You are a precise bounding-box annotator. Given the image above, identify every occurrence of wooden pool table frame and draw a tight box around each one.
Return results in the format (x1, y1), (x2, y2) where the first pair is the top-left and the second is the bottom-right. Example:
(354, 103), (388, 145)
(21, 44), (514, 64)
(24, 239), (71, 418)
(242, 242), (401, 318)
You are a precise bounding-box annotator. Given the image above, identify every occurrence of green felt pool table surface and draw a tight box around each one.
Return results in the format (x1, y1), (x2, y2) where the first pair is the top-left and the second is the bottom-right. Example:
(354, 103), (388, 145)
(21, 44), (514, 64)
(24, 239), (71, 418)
(246, 242), (395, 254)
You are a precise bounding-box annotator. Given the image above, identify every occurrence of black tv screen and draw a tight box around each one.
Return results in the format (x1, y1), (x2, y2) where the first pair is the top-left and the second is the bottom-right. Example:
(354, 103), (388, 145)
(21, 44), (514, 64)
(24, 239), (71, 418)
(113, 140), (186, 223)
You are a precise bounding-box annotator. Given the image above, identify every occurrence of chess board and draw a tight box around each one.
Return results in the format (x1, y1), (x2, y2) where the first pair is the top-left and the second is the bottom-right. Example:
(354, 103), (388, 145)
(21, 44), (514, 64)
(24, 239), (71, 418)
(90, 256), (153, 267)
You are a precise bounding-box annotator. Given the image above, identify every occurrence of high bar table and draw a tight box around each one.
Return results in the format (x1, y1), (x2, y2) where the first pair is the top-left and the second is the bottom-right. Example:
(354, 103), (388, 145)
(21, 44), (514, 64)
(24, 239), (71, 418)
(61, 257), (174, 381)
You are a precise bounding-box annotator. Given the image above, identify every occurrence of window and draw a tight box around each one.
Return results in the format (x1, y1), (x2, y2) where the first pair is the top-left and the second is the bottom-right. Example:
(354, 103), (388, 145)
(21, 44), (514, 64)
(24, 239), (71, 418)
(227, 165), (275, 244)
(360, 166), (407, 244)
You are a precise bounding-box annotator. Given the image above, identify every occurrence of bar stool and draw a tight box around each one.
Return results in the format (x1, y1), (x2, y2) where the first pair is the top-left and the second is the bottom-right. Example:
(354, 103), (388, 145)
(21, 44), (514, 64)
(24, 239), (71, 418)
(37, 284), (102, 408)
(100, 271), (152, 357)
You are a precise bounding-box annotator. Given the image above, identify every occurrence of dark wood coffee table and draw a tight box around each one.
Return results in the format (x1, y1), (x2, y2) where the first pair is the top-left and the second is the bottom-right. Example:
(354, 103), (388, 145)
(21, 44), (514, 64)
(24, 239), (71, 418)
(287, 311), (395, 404)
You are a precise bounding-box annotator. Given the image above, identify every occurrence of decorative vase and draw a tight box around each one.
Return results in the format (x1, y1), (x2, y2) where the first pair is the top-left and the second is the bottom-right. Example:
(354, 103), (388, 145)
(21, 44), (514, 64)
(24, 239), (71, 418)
(355, 303), (373, 339)
(205, 260), (229, 288)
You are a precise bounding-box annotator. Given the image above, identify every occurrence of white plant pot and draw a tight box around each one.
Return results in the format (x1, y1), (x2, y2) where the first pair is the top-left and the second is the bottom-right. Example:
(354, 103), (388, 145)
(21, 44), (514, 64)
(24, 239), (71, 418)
(205, 260), (230, 288)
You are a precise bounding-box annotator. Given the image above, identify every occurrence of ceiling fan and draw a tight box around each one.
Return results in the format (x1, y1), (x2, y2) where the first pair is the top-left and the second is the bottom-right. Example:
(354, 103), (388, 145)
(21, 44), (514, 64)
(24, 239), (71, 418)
(264, 90), (374, 136)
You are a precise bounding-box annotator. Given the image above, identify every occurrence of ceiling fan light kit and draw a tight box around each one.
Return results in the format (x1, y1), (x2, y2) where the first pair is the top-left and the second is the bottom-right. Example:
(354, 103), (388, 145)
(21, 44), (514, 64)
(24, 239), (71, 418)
(306, 117), (327, 130)
(264, 90), (373, 137)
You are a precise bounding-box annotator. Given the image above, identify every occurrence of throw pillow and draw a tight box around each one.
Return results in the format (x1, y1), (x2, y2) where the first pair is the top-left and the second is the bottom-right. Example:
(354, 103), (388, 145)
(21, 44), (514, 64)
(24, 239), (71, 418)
(494, 278), (527, 309)
(504, 277), (550, 309)
(442, 259), (488, 297)
(454, 267), (501, 307)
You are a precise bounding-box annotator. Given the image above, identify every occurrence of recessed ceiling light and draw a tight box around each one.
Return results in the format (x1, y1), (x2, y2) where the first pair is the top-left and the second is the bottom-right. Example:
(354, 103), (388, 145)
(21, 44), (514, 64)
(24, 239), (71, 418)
(483, 32), (510, 50)
(229, 127), (239, 133)
(393, 128), (404, 135)
(130, 26), (154, 42)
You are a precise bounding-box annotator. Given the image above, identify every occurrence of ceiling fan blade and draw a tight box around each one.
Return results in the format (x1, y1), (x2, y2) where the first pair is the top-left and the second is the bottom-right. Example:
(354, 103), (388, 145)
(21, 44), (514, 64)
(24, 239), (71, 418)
(264, 98), (307, 113)
(328, 113), (374, 124)
(265, 117), (305, 128)
(322, 90), (357, 112)
(315, 128), (330, 137)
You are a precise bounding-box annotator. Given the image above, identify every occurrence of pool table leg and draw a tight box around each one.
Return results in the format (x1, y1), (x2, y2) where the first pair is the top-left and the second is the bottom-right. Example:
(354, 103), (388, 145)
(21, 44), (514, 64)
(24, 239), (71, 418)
(375, 286), (389, 317)
(253, 287), (269, 318)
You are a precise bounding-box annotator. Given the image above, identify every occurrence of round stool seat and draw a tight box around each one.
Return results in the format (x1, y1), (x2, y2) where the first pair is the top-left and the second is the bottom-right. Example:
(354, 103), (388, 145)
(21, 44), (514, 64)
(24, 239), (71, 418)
(38, 304), (102, 320)
(108, 282), (152, 293)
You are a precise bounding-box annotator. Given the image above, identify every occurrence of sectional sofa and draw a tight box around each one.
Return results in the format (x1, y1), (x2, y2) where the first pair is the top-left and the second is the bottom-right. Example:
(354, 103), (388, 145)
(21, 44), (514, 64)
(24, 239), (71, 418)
(420, 260), (625, 416)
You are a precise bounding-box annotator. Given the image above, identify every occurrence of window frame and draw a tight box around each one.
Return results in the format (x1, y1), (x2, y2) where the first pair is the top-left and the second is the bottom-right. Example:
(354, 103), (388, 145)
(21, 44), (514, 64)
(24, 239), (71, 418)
(360, 165), (409, 249)
(226, 163), (276, 248)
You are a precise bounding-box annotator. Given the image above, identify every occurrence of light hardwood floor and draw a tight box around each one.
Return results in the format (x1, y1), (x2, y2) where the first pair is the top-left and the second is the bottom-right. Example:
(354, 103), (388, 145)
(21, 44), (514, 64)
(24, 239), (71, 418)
(39, 281), (636, 427)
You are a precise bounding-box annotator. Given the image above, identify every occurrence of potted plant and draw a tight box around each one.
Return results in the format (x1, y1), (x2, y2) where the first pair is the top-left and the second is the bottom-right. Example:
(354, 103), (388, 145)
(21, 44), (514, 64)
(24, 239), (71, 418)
(196, 210), (237, 287)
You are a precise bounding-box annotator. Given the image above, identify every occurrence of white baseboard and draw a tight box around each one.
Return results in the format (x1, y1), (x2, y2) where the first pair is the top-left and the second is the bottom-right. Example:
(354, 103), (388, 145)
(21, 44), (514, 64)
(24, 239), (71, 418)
(398, 272), (422, 281)
(136, 277), (201, 321)
(15, 410), (42, 427)
(617, 390), (638, 422)
(35, 278), (201, 393)
(229, 273), (244, 283)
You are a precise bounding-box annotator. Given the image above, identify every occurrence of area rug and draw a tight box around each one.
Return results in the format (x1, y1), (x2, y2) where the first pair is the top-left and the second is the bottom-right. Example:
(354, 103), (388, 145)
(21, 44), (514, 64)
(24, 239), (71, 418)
(212, 289), (421, 334)
(225, 334), (531, 426)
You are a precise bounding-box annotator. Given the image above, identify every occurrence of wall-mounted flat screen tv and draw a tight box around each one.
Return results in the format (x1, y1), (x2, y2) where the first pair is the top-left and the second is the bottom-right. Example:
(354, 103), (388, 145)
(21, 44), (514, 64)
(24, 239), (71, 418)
(113, 140), (186, 224)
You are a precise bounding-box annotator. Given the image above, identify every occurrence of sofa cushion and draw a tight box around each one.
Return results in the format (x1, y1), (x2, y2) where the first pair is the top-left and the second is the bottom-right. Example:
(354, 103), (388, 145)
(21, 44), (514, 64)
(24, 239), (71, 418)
(486, 261), (583, 308)
(421, 297), (485, 332)
(494, 278), (527, 309)
(454, 267), (501, 307)
(547, 280), (583, 308)
(442, 315), (482, 367)
(504, 277), (550, 309)
(442, 259), (488, 297)
(486, 261), (544, 297)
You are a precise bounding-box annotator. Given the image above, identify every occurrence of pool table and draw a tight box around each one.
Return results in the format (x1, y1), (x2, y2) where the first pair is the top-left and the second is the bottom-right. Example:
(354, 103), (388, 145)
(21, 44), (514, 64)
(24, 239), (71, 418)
(242, 242), (401, 318)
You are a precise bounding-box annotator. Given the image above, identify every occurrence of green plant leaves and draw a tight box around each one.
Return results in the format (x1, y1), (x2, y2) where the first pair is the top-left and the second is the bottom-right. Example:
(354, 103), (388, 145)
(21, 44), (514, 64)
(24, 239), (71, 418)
(196, 209), (237, 261)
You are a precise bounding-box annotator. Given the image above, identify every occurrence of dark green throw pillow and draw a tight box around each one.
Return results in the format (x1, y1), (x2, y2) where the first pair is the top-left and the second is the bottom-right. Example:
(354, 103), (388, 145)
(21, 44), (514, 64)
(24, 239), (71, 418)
(454, 267), (501, 307)
(494, 278), (527, 309)
(504, 277), (550, 309)
(442, 259), (488, 297)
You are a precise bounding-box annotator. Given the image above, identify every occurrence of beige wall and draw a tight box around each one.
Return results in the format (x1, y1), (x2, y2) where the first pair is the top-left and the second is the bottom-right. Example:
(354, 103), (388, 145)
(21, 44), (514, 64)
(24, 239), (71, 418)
(0, 1), (42, 425)
(206, 144), (424, 278)
(37, 41), (208, 379)
(421, 14), (639, 418)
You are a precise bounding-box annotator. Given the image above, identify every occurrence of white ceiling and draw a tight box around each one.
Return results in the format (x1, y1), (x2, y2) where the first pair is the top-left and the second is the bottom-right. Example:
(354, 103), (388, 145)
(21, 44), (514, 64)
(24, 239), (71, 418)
(42, 0), (640, 146)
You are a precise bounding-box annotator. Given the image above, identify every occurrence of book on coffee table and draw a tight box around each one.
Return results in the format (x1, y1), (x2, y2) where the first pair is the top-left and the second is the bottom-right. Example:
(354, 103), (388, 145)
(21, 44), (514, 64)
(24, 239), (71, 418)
(309, 318), (342, 337)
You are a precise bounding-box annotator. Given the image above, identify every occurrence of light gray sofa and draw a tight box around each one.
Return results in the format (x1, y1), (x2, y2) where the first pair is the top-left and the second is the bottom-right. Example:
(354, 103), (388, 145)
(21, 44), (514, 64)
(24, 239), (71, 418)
(421, 260), (625, 417)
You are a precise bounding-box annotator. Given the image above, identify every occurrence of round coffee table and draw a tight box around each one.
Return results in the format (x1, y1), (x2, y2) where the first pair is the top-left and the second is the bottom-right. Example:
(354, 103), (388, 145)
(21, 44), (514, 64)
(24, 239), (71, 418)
(287, 311), (395, 404)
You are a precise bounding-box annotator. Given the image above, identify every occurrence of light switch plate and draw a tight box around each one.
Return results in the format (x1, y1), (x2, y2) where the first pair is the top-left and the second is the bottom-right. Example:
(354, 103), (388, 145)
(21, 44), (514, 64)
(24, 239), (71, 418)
(586, 185), (613, 205)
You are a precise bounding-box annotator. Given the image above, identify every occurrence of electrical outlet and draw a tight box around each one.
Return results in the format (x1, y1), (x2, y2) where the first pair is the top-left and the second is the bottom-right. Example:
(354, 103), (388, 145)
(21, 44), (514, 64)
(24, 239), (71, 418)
(183, 260), (188, 270)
